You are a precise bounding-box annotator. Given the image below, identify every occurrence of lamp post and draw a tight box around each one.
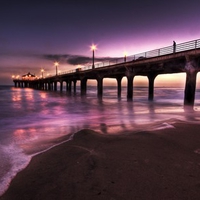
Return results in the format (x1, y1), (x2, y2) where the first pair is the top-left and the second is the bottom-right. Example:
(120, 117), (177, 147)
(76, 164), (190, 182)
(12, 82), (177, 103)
(90, 44), (96, 69)
(54, 62), (59, 76)
(124, 51), (127, 62)
(41, 69), (44, 78)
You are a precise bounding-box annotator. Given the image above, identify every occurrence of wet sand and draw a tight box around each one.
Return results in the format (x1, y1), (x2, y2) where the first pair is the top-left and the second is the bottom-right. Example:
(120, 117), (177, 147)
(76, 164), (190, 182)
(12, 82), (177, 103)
(1, 122), (200, 200)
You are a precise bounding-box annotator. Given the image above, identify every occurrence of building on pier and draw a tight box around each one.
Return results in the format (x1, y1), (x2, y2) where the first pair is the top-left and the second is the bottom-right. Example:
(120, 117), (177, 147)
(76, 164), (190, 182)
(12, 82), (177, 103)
(22, 72), (36, 80)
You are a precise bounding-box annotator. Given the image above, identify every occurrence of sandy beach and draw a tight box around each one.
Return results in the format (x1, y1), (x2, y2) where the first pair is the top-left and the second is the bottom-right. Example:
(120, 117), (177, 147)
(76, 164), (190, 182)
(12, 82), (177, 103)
(1, 122), (200, 200)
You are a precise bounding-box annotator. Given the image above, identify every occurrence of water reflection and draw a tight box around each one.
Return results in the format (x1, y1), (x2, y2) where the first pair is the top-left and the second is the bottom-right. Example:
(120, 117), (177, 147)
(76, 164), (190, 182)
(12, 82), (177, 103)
(3, 86), (200, 154)
(40, 92), (47, 99)
(100, 123), (108, 134)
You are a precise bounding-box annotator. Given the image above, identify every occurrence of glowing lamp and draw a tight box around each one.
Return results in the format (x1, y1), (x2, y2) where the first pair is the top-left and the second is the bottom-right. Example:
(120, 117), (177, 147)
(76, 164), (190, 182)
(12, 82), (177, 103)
(90, 44), (97, 69)
(41, 69), (44, 78)
(124, 51), (128, 62)
(54, 62), (59, 76)
(54, 62), (59, 66)
(90, 44), (97, 51)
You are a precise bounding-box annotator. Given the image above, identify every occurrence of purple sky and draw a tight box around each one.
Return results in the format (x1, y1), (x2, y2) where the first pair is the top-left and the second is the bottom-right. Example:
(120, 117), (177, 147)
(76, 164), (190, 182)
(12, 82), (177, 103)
(1, 0), (200, 85)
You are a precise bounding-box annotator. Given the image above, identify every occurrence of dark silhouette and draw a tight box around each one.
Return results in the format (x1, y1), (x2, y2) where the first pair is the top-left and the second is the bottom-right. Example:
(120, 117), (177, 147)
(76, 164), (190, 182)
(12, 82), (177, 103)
(173, 41), (176, 53)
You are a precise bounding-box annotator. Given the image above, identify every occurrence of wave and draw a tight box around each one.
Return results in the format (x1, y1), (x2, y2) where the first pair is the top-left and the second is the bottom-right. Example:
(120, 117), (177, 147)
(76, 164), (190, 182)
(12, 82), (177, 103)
(0, 144), (31, 196)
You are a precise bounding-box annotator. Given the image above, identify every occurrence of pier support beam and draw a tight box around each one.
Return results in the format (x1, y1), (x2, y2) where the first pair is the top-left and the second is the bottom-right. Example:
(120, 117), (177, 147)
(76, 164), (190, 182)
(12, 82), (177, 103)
(60, 81), (63, 92)
(184, 71), (197, 107)
(54, 81), (57, 91)
(73, 80), (77, 93)
(81, 78), (87, 96)
(24, 82), (28, 88)
(126, 74), (134, 101)
(148, 73), (157, 101)
(44, 83), (47, 90)
(68, 81), (72, 93)
(66, 80), (69, 92)
(41, 82), (44, 90)
(97, 77), (103, 98)
(48, 82), (51, 90)
(116, 76), (123, 98)
(184, 58), (198, 108)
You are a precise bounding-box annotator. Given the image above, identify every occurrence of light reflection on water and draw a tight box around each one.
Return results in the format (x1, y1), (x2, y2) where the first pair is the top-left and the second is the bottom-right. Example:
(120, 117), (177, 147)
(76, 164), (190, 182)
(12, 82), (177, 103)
(7, 87), (198, 138)
(0, 86), (200, 153)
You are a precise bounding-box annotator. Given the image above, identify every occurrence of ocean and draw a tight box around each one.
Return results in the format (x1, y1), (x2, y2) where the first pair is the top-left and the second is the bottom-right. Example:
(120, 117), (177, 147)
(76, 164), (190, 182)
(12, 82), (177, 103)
(1, 85), (200, 195)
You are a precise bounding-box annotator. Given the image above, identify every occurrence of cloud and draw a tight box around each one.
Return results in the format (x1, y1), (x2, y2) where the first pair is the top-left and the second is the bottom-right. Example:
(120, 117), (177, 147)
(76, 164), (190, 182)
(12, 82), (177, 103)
(42, 54), (121, 66)
(67, 55), (92, 65)
(42, 54), (70, 63)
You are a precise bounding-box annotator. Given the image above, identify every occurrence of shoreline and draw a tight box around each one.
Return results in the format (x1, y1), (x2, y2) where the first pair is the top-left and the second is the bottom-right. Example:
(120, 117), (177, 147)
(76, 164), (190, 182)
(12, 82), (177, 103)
(1, 122), (200, 199)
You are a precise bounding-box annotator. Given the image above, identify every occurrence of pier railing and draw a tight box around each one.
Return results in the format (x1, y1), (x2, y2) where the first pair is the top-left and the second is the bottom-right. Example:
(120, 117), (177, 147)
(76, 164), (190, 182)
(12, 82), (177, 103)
(57, 38), (200, 76)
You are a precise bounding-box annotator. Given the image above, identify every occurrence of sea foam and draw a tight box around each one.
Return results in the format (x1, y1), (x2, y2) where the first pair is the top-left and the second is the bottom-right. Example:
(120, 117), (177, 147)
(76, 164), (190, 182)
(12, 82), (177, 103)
(0, 144), (31, 196)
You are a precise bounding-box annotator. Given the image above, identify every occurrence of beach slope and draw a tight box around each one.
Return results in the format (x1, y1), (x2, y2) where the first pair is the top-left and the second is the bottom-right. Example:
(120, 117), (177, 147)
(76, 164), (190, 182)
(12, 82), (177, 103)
(1, 123), (200, 200)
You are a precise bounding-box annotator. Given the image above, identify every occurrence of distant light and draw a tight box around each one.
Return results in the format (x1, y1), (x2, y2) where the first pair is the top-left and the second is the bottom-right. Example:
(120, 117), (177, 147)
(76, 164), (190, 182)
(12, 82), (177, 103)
(77, 64), (81, 68)
(54, 62), (59, 66)
(41, 69), (44, 72)
(124, 51), (128, 57)
(124, 51), (128, 62)
(90, 44), (97, 51)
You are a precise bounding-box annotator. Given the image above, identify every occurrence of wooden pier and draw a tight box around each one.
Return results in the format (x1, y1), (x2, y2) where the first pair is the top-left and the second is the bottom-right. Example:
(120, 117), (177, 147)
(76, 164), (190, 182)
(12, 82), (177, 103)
(13, 39), (200, 107)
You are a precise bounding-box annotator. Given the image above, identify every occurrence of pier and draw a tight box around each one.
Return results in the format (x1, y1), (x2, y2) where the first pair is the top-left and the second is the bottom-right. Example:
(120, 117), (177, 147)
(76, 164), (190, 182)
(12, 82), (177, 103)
(13, 39), (200, 107)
